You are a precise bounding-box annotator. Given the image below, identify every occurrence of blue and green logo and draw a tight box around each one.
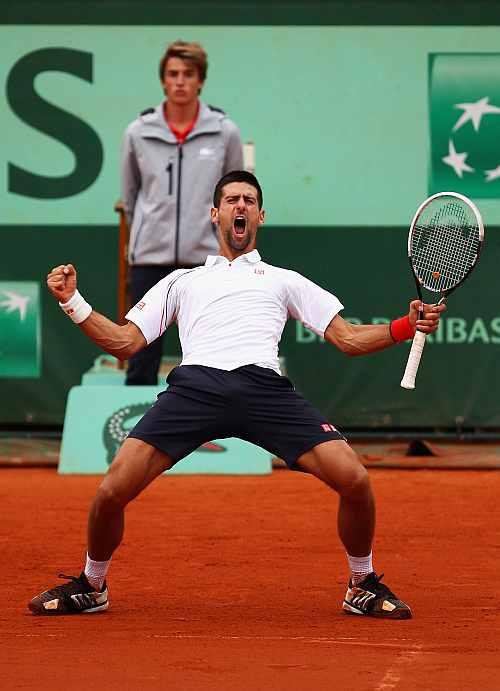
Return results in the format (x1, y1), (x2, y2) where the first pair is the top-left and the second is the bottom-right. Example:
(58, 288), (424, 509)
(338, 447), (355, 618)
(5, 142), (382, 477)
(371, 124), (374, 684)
(429, 53), (500, 198)
(0, 282), (41, 378)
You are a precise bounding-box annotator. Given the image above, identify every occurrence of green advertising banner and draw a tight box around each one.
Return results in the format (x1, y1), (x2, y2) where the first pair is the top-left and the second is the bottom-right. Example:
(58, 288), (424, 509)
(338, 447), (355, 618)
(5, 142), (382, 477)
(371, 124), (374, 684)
(261, 227), (500, 432)
(0, 226), (118, 425)
(2, 26), (500, 228)
(429, 53), (500, 198)
(0, 226), (499, 431)
(0, 281), (40, 378)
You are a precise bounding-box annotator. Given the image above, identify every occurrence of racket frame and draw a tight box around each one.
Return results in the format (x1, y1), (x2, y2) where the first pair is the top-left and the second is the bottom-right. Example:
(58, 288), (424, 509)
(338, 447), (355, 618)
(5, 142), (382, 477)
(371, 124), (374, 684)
(407, 191), (484, 303)
(401, 191), (484, 390)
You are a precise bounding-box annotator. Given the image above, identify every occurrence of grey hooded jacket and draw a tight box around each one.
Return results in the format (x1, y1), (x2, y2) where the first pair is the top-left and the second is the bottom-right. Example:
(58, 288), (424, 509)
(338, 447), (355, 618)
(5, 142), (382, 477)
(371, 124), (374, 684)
(121, 101), (244, 266)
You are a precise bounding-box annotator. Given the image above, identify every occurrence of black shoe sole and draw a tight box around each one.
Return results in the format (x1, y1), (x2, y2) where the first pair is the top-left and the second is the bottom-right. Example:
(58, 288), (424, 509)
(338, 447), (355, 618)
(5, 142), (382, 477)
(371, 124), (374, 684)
(343, 606), (412, 620)
(28, 600), (109, 615)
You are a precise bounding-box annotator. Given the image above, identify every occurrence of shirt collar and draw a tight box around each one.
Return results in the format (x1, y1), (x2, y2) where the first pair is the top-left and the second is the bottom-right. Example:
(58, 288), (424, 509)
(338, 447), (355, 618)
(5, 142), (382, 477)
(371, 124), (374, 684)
(205, 249), (261, 267)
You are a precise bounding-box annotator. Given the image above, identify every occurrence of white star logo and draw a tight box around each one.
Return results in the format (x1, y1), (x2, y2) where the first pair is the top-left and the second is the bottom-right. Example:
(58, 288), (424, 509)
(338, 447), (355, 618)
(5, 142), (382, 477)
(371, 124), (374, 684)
(452, 96), (500, 132)
(485, 164), (500, 182)
(0, 291), (31, 321)
(442, 139), (475, 178)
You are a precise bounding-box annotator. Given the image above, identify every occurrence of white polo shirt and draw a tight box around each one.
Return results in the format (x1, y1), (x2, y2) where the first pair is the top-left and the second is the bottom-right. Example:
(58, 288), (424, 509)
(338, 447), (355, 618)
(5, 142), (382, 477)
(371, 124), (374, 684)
(126, 249), (343, 374)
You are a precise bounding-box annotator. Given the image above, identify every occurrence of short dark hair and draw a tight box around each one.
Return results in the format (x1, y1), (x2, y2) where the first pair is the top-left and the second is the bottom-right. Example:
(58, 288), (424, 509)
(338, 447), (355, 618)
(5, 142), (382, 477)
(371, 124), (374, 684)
(213, 171), (263, 209)
(158, 40), (208, 82)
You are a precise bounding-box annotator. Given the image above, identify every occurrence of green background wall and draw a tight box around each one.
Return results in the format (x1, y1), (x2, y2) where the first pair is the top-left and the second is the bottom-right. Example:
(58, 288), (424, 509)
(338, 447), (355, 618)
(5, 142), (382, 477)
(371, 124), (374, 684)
(1, 1), (500, 431)
(2, 224), (499, 431)
(4, 25), (500, 227)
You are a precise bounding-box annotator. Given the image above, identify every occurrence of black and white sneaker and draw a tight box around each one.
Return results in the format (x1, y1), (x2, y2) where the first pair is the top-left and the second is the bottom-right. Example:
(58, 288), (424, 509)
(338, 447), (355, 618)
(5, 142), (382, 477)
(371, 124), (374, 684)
(342, 572), (412, 619)
(28, 572), (109, 615)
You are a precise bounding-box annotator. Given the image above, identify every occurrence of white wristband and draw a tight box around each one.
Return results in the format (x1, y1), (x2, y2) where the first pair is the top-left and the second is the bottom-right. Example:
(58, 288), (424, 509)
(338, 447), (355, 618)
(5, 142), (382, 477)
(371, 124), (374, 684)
(59, 289), (92, 324)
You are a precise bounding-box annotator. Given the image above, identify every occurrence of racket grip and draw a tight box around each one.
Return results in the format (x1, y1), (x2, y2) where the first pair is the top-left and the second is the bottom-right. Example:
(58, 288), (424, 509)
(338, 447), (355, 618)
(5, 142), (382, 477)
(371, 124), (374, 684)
(400, 330), (427, 390)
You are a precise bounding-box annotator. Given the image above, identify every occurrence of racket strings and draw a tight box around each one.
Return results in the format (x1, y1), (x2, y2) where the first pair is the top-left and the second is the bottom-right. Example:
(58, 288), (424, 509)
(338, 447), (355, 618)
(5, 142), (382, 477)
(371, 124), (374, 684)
(412, 223), (478, 290)
(411, 201), (480, 292)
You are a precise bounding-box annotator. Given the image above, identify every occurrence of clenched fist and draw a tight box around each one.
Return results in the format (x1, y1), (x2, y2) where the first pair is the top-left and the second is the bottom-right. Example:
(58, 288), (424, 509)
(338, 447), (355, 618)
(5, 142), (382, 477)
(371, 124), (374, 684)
(47, 264), (78, 304)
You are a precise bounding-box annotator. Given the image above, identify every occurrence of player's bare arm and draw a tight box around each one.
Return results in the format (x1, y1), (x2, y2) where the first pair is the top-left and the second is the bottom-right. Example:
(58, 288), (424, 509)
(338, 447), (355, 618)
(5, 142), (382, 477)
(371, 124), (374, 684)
(75, 313), (146, 360)
(47, 263), (146, 359)
(324, 300), (445, 356)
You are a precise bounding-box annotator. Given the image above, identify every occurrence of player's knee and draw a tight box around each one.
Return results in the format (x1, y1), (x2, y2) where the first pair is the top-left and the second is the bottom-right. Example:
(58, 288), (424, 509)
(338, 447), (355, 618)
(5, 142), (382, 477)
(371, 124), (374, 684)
(337, 461), (370, 499)
(311, 444), (370, 496)
(94, 481), (128, 512)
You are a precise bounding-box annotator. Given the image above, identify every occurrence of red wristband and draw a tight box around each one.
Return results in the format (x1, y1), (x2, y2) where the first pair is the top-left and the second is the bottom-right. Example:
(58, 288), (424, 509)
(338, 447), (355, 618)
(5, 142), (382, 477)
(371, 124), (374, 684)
(390, 315), (416, 343)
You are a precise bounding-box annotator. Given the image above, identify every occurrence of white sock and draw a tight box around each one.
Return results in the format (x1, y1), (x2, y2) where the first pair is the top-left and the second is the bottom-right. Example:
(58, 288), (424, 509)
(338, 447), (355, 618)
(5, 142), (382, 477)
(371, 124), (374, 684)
(84, 553), (111, 590)
(347, 551), (373, 586)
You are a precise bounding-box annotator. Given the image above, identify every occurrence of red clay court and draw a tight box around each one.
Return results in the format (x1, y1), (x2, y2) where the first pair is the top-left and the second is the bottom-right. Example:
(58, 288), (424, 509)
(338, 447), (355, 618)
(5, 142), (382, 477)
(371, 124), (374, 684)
(2, 445), (500, 690)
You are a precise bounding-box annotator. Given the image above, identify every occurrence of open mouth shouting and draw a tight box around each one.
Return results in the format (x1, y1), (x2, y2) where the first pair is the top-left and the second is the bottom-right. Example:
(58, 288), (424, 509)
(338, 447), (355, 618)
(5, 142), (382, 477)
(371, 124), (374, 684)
(233, 215), (247, 237)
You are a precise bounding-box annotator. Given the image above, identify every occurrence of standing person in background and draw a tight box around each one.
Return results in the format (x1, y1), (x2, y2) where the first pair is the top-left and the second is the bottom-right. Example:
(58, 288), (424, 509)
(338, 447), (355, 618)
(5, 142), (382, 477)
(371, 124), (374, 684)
(121, 40), (244, 385)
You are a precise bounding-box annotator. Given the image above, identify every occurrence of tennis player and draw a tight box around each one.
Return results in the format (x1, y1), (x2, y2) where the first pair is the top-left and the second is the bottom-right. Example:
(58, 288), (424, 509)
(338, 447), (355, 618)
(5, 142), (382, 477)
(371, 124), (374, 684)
(30, 171), (444, 619)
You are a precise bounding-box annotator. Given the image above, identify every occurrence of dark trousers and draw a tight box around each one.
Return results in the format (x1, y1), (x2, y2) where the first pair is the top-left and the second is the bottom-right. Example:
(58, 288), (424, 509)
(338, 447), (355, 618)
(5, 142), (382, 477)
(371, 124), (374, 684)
(125, 265), (192, 385)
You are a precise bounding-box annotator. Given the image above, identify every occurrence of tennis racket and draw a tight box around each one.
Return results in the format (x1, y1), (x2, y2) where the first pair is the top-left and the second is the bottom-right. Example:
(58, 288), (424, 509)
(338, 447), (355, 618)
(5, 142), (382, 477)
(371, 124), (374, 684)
(400, 191), (484, 390)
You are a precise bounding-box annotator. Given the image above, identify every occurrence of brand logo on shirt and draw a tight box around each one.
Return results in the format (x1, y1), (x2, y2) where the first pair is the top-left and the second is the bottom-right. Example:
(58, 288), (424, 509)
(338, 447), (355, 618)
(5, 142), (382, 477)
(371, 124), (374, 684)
(199, 147), (215, 159)
(254, 269), (265, 275)
(322, 423), (337, 433)
(135, 301), (146, 311)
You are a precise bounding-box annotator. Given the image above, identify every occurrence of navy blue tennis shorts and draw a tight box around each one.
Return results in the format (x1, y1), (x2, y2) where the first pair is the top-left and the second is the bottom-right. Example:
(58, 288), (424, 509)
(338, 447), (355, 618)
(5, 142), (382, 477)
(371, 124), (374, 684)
(128, 364), (346, 468)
